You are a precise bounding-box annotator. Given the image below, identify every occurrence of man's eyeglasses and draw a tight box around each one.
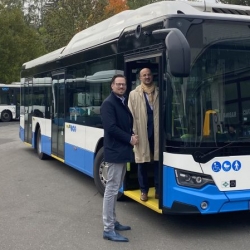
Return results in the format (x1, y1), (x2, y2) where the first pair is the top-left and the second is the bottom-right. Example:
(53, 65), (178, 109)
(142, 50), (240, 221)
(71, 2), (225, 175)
(115, 83), (127, 87)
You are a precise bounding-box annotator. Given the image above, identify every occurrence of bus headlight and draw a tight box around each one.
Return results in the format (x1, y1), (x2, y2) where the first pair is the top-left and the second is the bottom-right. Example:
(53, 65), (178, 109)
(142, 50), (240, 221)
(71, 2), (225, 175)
(175, 169), (215, 188)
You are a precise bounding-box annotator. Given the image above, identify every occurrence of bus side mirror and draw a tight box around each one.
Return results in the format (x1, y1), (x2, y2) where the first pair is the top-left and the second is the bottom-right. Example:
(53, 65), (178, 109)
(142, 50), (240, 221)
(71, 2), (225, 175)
(152, 28), (191, 77)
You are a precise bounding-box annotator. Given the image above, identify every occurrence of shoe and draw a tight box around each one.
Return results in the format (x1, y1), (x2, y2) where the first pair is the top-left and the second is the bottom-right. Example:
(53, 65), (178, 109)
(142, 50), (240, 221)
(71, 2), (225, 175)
(140, 192), (148, 201)
(155, 193), (159, 199)
(103, 230), (129, 242)
(115, 221), (131, 231)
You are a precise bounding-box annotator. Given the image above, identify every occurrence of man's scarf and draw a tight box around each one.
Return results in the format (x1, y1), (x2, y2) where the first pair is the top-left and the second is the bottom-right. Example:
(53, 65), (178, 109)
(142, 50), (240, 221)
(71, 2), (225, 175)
(141, 82), (155, 106)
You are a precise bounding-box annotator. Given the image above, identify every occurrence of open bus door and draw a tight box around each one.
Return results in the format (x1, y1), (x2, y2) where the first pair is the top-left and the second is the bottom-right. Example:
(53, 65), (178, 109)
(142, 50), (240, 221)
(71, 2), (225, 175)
(51, 71), (65, 160)
(123, 52), (165, 214)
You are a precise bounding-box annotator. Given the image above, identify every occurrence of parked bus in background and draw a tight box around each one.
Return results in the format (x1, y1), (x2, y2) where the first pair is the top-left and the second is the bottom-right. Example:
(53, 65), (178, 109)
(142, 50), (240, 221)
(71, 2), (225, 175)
(20, 1), (250, 214)
(0, 82), (20, 122)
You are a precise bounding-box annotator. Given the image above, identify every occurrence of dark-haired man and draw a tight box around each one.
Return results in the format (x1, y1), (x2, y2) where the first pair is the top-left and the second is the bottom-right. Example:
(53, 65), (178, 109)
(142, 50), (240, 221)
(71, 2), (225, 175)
(100, 74), (138, 242)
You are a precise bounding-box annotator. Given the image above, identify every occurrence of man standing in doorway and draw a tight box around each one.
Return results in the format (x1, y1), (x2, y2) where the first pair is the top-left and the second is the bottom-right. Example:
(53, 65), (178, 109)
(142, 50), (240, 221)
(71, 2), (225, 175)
(128, 68), (159, 202)
(101, 74), (138, 242)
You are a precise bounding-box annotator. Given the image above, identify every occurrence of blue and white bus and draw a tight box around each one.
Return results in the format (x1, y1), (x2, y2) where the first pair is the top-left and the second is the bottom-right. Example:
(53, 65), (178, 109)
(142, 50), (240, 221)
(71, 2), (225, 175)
(0, 82), (20, 122)
(20, 0), (250, 214)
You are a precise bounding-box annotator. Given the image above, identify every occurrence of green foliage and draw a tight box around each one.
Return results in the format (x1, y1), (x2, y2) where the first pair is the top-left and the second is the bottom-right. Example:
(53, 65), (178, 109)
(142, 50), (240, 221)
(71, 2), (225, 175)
(0, 0), (23, 8)
(0, 0), (249, 83)
(41, 0), (109, 52)
(127, 0), (164, 9)
(0, 7), (46, 83)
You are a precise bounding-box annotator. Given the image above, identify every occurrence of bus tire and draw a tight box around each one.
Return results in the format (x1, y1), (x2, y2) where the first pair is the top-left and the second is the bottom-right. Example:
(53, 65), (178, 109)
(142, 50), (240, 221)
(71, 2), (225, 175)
(93, 147), (123, 199)
(1, 110), (12, 122)
(36, 128), (47, 160)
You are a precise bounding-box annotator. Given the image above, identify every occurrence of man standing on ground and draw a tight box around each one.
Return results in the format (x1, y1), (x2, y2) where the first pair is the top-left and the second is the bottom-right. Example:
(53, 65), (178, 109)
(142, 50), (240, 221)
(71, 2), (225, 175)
(100, 74), (138, 242)
(128, 68), (159, 202)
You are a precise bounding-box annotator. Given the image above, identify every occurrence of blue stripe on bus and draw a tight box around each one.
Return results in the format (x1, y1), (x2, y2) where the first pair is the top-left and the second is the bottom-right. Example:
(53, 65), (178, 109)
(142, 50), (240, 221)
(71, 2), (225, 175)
(19, 126), (24, 141)
(41, 134), (51, 155)
(220, 190), (250, 212)
(32, 132), (35, 148)
(64, 143), (94, 177)
(163, 166), (228, 214)
(220, 200), (249, 212)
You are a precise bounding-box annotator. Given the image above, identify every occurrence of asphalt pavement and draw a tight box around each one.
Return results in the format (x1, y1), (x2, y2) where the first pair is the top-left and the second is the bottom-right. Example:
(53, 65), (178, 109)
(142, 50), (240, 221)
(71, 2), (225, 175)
(1, 121), (250, 250)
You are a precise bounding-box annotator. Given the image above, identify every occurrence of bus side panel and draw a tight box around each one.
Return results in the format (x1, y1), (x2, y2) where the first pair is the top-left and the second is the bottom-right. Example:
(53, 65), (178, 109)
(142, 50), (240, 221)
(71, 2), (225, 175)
(31, 118), (52, 155)
(32, 118), (48, 148)
(163, 166), (229, 214)
(65, 123), (86, 174)
(64, 123), (95, 177)
(43, 119), (52, 155)
(19, 114), (25, 141)
(64, 124), (103, 177)
(85, 126), (104, 176)
(84, 150), (95, 177)
(42, 134), (52, 155)
(32, 131), (35, 148)
(19, 126), (24, 141)
(65, 142), (93, 176)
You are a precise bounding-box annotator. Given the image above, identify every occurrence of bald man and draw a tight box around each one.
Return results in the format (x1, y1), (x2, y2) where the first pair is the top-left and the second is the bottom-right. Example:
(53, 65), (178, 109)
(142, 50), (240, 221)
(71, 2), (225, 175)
(128, 68), (159, 201)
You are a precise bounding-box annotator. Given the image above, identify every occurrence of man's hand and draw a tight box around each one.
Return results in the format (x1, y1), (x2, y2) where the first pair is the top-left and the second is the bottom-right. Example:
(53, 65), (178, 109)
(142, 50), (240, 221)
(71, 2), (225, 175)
(130, 134), (139, 146)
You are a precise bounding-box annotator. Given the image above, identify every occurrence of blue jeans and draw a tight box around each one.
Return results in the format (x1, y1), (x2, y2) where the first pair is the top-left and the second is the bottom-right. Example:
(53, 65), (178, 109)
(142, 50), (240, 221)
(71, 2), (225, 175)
(103, 162), (126, 232)
(138, 161), (159, 194)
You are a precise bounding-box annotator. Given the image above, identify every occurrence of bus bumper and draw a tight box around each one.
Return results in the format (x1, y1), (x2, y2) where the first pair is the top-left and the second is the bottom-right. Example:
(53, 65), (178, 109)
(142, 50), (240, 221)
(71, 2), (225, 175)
(163, 167), (250, 214)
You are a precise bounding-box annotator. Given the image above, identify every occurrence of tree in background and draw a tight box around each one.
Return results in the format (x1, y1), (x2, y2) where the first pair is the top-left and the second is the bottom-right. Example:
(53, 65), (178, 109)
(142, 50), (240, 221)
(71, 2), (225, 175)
(105, 0), (129, 16)
(22, 0), (51, 28)
(127, 0), (163, 9)
(41, 0), (109, 52)
(1, 0), (249, 83)
(0, 4), (46, 83)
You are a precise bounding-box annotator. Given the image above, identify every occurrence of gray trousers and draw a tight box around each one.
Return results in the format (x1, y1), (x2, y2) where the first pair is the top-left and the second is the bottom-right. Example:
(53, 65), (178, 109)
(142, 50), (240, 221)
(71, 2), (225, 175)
(103, 162), (126, 232)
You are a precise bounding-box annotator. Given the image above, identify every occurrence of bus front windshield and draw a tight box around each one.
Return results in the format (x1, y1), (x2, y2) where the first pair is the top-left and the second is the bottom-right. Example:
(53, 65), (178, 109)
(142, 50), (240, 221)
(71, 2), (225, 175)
(166, 20), (250, 149)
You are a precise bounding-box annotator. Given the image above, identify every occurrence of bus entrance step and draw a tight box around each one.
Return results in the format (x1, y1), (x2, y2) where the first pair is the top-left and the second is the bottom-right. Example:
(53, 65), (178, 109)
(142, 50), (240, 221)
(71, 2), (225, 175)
(124, 188), (162, 214)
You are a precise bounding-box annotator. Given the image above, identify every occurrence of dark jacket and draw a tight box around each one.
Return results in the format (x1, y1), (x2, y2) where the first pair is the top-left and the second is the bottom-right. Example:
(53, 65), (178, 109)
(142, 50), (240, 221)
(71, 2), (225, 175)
(101, 91), (134, 163)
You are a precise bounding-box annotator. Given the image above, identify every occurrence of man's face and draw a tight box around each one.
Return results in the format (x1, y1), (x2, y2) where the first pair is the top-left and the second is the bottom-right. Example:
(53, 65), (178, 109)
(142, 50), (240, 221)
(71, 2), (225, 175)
(111, 77), (127, 97)
(140, 68), (153, 85)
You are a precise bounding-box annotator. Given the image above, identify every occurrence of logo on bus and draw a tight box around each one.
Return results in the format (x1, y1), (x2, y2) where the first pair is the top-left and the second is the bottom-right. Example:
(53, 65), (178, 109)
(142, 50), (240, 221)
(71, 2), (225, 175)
(66, 124), (76, 132)
(212, 160), (241, 172)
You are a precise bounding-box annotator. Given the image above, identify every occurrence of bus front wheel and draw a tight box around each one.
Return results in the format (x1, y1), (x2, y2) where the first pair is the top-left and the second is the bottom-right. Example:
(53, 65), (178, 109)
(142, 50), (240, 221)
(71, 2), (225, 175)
(93, 147), (123, 199)
(36, 128), (47, 160)
(1, 110), (12, 122)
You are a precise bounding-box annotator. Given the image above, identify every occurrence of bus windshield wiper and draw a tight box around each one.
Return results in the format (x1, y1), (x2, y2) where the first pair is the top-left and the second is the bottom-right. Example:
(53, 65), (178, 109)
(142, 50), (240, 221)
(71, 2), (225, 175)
(194, 138), (250, 163)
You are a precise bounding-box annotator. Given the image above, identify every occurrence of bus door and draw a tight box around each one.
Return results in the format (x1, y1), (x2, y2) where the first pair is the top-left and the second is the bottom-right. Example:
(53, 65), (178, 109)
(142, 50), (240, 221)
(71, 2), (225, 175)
(51, 71), (65, 160)
(24, 79), (33, 144)
(123, 52), (165, 212)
